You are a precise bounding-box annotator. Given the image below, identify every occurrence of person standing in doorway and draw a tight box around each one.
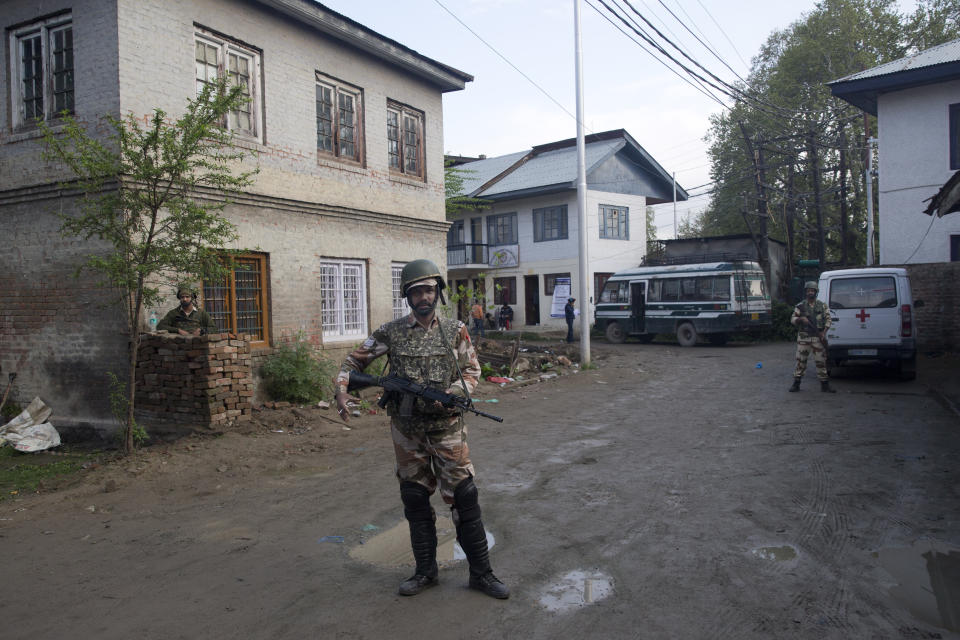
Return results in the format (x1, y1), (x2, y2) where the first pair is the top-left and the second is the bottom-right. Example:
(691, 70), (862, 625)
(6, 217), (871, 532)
(564, 297), (576, 343)
(470, 300), (485, 338)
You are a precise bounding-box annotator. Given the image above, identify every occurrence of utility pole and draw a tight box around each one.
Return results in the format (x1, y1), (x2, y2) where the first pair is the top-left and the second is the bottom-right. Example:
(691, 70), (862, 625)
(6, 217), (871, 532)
(739, 122), (770, 283)
(864, 114), (875, 266)
(673, 172), (678, 239)
(573, 0), (590, 366)
(807, 128), (826, 267)
(785, 163), (795, 281)
(839, 129), (848, 265)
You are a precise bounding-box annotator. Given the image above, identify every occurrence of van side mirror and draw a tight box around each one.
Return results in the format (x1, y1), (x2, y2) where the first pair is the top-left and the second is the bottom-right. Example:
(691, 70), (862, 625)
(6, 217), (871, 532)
(914, 299), (924, 308)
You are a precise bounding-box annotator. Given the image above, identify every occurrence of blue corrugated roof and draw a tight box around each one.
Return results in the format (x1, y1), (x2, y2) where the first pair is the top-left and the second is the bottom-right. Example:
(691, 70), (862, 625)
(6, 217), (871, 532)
(480, 139), (621, 197)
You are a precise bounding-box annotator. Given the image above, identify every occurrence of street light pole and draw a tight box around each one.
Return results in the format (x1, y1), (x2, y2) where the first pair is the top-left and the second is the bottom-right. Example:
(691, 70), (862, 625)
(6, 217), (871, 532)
(574, 0), (590, 366)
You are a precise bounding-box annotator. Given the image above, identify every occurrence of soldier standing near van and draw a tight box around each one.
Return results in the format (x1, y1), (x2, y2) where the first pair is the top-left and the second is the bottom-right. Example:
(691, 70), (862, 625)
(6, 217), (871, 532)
(334, 259), (510, 600)
(789, 281), (836, 393)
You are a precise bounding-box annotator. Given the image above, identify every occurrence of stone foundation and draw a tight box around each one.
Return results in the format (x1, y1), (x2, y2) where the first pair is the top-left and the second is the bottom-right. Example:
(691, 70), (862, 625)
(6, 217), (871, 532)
(135, 332), (254, 432)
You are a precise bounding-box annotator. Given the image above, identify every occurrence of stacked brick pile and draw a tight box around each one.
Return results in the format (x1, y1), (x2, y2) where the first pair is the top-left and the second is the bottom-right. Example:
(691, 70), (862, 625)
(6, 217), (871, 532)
(135, 333), (254, 429)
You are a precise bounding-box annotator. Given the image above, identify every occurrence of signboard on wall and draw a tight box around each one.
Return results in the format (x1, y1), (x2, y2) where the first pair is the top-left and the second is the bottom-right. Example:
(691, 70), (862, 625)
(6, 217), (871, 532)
(550, 277), (571, 318)
(488, 245), (519, 268)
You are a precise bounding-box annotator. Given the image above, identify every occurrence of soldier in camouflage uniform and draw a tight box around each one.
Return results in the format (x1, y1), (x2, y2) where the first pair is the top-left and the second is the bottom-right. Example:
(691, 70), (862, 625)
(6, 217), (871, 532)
(156, 288), (216, 336)
(334, 259), (509, 600)
(789, 281), (836, 393)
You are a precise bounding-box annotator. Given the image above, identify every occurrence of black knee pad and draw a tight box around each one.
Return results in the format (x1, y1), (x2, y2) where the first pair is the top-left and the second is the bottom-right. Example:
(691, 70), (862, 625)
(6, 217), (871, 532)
(400, 481), (432, 522)
(452, 477), (481, 523)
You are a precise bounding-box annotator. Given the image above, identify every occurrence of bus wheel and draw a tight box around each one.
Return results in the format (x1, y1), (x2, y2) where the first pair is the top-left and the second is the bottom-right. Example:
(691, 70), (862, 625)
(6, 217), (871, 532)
(605, 321), (626, 344)
(676, 323), (698, 347)
(707, 333), (728, 345)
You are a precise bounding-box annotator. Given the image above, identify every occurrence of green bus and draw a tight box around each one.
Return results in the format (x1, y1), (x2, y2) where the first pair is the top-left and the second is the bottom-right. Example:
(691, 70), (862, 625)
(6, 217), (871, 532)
(595, 260), (771, 346)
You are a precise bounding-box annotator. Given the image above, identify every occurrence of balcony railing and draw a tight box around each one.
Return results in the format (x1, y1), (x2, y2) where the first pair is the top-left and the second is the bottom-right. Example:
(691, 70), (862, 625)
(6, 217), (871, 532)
(447, 243), (489, 267)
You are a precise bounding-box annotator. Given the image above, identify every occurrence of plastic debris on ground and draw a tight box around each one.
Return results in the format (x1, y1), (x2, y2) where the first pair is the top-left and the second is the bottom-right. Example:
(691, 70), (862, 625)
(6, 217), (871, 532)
(0, 397), (60, 452)
(362, 524), (379, 531)
(318, 536), (345, 543)
(486, 376), (511, 384)
(755, 362), (763, 369)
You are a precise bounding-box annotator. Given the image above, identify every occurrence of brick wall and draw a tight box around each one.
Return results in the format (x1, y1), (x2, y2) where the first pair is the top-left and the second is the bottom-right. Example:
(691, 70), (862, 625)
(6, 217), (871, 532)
(893, 262), (960, 351)
(135, 333), (253, 432)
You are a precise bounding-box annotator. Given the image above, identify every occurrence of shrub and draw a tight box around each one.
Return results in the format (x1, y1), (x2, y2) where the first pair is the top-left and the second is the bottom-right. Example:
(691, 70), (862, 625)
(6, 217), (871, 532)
(260, 335), (335, 404)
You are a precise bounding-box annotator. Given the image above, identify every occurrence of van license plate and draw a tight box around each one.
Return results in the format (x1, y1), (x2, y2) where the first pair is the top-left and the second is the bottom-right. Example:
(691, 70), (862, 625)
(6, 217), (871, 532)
(751, 313), (759, 320)
(849, 349), (877, 356)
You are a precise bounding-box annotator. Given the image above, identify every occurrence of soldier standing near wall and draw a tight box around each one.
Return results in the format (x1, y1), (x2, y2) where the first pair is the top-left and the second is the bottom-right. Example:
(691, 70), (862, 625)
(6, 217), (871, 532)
(789, 281), (836, 393)
(156, 288), (216, 336)
(334, 259), (510, 599)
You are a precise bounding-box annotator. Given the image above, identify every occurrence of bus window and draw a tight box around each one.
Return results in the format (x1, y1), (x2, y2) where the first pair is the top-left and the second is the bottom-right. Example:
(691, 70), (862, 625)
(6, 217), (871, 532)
(600, 280), (629, 303)
(697, 278), (713, 300)
(661, 279), (679, 302)
(711, 276), (731, 301)
(647, 279), (660, 302)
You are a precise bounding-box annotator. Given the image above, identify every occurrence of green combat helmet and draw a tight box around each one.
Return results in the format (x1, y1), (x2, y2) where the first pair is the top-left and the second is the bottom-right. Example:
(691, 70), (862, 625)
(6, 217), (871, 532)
(400, 259), (447, 303)
(804, 281), (819, 292)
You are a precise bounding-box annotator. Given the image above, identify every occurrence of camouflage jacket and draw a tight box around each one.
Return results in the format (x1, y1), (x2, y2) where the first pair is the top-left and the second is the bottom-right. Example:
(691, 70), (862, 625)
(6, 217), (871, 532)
(790, 299), (831, 338)
(337, 314), (481, 431)
(156, 306), (217, 334)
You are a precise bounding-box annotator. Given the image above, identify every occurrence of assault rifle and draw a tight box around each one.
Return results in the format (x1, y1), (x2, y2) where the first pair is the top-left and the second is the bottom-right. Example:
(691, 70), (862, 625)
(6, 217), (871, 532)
(803, 302), (829, 348)
(347, 371), (503, 423)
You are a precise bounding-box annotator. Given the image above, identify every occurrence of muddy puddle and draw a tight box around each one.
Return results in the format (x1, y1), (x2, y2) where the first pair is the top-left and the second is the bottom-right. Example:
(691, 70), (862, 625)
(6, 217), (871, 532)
(877, 540), (960, 632)
(538, 570), (614, 612)
(349, 516), (495, 568)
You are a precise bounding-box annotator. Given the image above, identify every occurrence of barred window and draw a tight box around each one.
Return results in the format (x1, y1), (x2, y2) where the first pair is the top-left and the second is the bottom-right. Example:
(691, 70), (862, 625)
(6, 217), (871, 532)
(202, 253), (270, 345)
(10, 15), (73, 128)
(392, 263), (410, 320)
(320, 259), (367, 340)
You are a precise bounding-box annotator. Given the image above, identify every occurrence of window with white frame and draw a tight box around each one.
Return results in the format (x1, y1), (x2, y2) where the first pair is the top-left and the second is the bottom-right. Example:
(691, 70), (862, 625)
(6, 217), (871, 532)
(195, 28), (261, 140)
(9, 14), (73, 128)
(599, 204), (629, 240)
(392, 263), (411, 319)
(317, 73), (363, 163)
(320, 260), (367, 340)
(387, 102), (424, 179)
(533, 205), (568, 242)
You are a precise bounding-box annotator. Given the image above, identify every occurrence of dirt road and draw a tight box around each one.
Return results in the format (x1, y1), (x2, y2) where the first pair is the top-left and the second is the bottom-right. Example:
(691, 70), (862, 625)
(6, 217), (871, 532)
(1, 341), (958, 639)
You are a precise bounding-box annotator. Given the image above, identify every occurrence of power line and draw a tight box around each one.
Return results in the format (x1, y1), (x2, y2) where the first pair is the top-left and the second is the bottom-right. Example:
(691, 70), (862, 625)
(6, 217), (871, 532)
(431, 0), (587, 131)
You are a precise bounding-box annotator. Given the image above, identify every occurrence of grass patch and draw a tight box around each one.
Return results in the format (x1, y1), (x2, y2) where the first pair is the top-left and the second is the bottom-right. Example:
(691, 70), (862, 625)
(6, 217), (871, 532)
(0, 445), (98, 500)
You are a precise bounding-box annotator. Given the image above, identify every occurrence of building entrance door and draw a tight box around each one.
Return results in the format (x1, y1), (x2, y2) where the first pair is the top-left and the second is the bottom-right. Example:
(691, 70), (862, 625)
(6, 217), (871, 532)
(524, 275), (540, 325)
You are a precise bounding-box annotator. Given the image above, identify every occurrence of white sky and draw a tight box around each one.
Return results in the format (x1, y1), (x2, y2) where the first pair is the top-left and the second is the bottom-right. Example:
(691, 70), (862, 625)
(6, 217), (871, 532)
(319, 0), (920, 238)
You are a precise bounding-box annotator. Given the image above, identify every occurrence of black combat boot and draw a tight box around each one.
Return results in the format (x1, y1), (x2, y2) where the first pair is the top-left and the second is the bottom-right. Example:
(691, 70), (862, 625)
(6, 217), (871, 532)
(398, 481), (438, 596)
(453, 478), (510, 599)
(789, 377), (801, 392)
(820, 380), (836, 393)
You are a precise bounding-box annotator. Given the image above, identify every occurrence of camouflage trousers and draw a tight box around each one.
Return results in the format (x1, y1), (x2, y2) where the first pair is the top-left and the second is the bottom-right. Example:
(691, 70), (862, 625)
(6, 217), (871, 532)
(794, 335), (829, 381)
(391, 417), (475, 505)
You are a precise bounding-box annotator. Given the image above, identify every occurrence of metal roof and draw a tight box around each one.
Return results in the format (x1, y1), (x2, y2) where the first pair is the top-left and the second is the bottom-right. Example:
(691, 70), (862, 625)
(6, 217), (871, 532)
(457, 130), (686, 202)
(833, 38), (960, 83)
(481, 139), (622, 197)
(829, 38), (960, 114)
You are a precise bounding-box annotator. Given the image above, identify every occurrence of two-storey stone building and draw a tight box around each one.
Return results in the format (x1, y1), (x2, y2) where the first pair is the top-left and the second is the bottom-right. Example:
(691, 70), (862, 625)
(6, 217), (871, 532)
(1, 0), (471, 433)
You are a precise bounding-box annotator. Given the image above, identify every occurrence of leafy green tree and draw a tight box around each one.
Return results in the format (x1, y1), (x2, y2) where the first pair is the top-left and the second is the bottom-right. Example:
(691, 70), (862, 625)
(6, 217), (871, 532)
(698, 0), (960, 267)
(41, 78), (258, 453)
(645, 205), (658, 242)
(445, 160), (490, 218)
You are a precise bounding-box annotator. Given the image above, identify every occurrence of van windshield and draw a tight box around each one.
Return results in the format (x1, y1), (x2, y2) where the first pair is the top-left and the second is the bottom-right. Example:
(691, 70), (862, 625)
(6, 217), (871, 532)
(828, 276), (897, 309)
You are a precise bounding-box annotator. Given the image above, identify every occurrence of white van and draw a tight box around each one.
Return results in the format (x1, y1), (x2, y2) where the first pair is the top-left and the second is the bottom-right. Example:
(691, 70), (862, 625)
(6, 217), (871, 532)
(817, 267), (923, 380)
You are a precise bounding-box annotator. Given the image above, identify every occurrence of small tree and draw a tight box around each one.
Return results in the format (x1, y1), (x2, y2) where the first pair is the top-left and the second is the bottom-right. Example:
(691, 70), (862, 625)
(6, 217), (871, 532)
(41, 79), (258, 453)
(445, 160), (490, 218)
